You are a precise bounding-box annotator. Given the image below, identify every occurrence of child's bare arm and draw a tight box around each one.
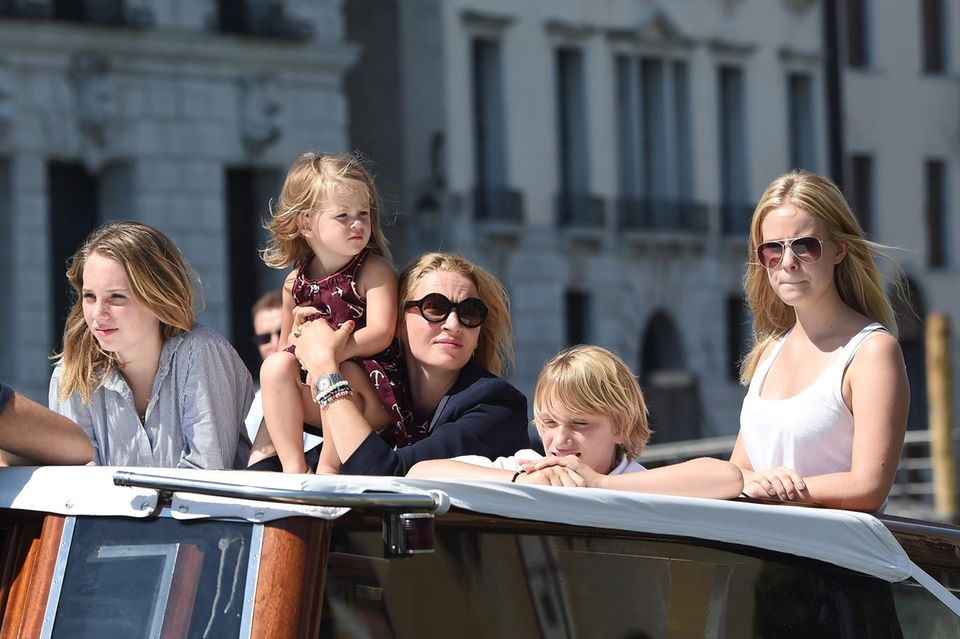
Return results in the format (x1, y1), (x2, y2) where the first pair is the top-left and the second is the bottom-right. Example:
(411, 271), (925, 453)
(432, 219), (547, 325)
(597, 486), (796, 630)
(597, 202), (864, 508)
(340, 256), (398, 361)
(277, 270), (299, 350)
(407, 459), (516, 480)
(522, 455), (744, 498)
(601, 457), (744, 498)
(407, 459), (584, 486)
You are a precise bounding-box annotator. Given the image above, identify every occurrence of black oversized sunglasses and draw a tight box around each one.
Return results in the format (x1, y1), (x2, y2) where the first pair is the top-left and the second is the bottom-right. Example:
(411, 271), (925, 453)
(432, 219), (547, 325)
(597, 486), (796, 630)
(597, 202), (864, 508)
(252, 329), (281, 346)
(756, 236), (827, 269)
(404, 293), (488, 328)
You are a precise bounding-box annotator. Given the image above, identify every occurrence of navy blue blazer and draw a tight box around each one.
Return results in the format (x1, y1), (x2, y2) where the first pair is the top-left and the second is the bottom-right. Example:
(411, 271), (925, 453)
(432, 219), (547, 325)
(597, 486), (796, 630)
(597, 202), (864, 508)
(341, 363), (529, 476)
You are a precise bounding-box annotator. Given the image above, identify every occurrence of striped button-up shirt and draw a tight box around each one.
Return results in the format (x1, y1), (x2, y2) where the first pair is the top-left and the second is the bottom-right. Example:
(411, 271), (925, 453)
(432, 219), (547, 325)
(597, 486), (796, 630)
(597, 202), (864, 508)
(50, 325), (253, 469)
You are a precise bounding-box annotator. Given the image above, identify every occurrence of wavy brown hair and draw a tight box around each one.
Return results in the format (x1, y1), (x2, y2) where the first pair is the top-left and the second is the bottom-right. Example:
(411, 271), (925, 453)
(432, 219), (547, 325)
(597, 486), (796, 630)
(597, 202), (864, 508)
(262, 151), (392, 269)
(53, 221), (195, 403)
(398, 253), (513, 376)
(740, 171), (898, 383)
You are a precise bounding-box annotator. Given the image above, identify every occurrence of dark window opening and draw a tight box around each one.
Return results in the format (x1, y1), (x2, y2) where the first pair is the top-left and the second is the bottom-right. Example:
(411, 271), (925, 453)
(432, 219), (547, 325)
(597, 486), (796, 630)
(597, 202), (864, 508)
(718, 66), (751, 235)
(921, 0), (946, 73)
(787, 72), (817, 172)
(845, 0), (869, 68)
(924, 159), (948, 269)
(49, 162), (99, 353)
(564, 290), (589, 347)
(848, 154), (873, 234)
(216, 0), (312, 40)
(226, 168), (283, 379)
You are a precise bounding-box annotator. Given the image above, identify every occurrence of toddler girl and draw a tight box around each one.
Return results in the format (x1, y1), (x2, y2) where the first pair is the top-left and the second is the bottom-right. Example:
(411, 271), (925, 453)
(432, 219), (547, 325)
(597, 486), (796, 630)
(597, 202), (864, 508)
(259, 152), (408, 473)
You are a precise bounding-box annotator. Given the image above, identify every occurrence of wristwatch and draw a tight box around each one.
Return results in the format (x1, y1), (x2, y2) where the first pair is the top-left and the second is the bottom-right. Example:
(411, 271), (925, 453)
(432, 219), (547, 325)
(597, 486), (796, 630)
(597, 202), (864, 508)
(315, 373), (347, 400)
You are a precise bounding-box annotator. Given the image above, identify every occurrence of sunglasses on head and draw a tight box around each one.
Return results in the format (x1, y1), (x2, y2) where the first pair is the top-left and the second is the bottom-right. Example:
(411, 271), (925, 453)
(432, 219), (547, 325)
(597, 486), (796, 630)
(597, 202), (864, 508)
(252, 329), (281, 346)
(404, 293), (488, 328)
(756, 236), (826, 269)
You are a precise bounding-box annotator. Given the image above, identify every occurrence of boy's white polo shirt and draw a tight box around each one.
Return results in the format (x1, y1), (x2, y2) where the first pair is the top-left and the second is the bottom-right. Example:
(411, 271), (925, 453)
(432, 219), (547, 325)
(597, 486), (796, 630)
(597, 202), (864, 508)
(453, 449), (645, 474)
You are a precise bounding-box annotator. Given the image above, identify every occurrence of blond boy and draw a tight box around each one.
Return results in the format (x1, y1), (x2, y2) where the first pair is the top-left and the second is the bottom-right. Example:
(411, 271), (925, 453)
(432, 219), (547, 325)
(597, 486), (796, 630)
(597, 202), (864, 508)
(409, 345), (742, 499)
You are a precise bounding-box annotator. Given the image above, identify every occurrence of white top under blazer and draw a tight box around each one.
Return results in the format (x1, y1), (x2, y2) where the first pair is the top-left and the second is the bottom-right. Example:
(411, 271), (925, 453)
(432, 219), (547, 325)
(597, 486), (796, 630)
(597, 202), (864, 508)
(739, 322), (886, 478)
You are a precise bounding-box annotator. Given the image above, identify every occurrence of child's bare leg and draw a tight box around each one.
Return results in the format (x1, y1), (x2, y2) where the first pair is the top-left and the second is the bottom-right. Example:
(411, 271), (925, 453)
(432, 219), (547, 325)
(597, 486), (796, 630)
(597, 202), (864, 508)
(301, 390), (341, 474)
(260, 351), (310, 473)
(315, 422), (341, 474)
(343, 362), (392, 445)
(246, 419), (276, 466)
(310, 363), (392, 474)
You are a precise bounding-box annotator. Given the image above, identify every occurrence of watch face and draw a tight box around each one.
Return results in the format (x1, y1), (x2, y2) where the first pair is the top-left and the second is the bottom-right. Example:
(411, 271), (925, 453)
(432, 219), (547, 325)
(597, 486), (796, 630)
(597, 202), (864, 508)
(316, 378), (332, 391)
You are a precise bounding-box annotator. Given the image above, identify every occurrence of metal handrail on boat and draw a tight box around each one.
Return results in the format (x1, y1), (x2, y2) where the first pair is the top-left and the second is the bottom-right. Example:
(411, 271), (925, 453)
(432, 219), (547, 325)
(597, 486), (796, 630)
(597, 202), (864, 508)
(113, 471), (450, 513)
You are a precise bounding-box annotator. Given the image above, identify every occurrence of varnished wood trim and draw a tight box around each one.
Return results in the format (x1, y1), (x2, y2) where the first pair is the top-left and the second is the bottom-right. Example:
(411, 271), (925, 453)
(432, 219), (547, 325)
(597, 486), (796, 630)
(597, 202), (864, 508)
(249, 518), (331, 639)
(159, 543), (204, 639)
(1, 515), (65, 639)
(0, 515), (44, 639)
(881, 514), (960, 572)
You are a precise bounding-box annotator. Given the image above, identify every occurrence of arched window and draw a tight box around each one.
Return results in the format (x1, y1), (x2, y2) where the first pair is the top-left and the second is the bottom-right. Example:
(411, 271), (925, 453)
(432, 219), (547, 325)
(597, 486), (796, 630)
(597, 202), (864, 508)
(639, 311), (700, 443)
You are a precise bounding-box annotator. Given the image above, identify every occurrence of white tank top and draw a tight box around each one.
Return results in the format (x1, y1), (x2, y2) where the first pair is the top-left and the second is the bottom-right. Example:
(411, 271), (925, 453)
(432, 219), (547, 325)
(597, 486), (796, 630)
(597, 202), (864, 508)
(739, 322), (886, 478)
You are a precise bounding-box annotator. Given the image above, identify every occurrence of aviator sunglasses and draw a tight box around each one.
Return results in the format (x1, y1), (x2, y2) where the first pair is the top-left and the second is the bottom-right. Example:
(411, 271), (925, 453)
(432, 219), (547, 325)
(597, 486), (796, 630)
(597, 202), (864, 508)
(404, 293), (489, 328)
(756, 236), (828, 270)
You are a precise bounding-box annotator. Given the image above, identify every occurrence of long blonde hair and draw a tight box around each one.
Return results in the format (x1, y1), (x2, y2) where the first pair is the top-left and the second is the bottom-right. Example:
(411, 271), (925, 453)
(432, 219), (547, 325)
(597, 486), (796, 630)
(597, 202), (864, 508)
(740, 171), (897, 383)
(398, 253), (514, 376)
(53, 221), (196, 403)
(262, 151), (392, 269)
(534, 345), (650, 461)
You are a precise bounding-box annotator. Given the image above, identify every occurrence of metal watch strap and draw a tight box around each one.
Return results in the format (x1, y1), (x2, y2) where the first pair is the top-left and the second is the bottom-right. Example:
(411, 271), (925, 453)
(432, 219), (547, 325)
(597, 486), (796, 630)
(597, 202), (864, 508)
(314, 372), (347, 400)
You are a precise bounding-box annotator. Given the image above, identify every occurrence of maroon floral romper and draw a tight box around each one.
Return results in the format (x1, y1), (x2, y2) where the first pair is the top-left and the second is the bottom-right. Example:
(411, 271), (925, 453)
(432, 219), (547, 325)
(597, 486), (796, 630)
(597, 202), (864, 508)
(288, 249), (423, 447)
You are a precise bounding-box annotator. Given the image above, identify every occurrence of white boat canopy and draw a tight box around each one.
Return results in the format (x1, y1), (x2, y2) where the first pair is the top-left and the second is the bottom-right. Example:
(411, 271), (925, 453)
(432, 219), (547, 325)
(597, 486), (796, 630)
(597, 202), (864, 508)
(0, 466), (957, 615)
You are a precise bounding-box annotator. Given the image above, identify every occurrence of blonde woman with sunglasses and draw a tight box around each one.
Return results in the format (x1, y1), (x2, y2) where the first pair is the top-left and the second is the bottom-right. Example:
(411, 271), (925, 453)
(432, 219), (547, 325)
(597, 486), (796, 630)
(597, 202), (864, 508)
(248, 253), (529, 475)
(730, 171), (909, 512)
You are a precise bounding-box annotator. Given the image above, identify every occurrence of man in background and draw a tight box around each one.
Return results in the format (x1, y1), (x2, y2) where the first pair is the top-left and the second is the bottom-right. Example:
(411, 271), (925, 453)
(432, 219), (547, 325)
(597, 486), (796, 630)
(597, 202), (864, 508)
(244, 291), (322, 455)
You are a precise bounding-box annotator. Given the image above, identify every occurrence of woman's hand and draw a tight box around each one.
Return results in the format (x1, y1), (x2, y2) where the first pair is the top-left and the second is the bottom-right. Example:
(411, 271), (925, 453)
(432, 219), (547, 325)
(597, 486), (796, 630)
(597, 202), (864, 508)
(519, 455), (603, 488)
(742, 466), (807, 501)
(295, 317), (356, 379)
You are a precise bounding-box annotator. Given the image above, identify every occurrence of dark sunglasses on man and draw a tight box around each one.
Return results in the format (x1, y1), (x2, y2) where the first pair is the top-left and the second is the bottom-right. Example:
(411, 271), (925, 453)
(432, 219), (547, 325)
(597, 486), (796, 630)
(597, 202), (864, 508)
(251, 329), (282, 346)
(404, 293), (488, 328)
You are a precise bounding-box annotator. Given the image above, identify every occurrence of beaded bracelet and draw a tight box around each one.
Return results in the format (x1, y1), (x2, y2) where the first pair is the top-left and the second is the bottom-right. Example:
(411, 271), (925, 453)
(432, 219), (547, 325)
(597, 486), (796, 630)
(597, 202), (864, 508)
(317, 384), (353, 409)
(315, 380), (350, 402)
(317, 384), (351, 402)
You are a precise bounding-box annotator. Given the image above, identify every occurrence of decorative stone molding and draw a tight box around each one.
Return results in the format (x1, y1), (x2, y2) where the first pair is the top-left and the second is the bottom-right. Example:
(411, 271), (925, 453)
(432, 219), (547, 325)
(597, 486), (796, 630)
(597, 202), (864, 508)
(707, 38), (757, 57)
(783, 0), (817, 15)
(238, 74), (282, 154)
(69, 53), (118, 171)
(544, 20), (595, 42)
(719, 0), (748, 13)
(460, 10), (514, 32)
(606, 7), (695, 50)
(779, 47), (822, 66)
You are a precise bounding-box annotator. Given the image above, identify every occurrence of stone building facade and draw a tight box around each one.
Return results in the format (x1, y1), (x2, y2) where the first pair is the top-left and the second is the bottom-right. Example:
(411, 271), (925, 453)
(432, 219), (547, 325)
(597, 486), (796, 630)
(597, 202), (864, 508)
(6, 0), (952, 443)
(345, 0), (827, 440)
(0, 0), (356, 399)
(840, 0), (960, 430)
